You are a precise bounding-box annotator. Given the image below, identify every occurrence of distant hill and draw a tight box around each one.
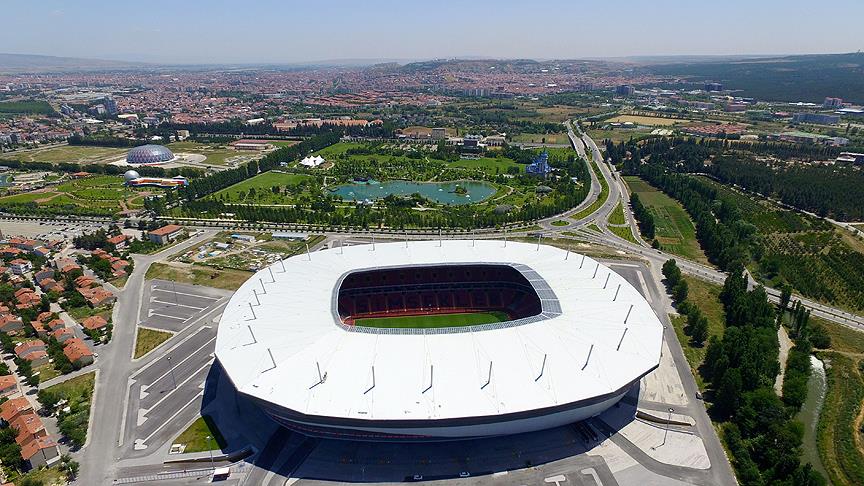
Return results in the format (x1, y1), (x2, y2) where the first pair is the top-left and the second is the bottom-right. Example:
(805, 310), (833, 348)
(642, 52), (864, 103)
(0, 53), (147, 73)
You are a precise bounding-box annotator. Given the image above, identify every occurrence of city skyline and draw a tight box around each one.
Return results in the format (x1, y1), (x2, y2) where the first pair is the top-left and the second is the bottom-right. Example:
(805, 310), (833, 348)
(1, 0), (862, 65)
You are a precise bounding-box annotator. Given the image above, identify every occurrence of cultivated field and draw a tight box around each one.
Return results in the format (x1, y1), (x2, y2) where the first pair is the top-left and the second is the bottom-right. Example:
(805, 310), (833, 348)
(606, 114), (691, 126)
(354, 311), (509, 329)
(624, 176), (708, 263)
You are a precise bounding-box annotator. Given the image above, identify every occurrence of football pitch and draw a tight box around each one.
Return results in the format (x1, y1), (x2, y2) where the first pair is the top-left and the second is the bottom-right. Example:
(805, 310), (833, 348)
(354, 311), (509, 329)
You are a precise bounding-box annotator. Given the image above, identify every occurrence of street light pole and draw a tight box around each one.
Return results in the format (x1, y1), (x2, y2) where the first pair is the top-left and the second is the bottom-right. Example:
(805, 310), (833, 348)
(167, 356), (177, 389)
(661, 407), (674, 447)
(207, 435), (215, 471)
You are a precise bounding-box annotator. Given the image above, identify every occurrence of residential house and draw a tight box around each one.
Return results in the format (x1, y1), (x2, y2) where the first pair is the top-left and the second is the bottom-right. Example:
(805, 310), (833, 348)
(14, 288), (40, 310)
(0, 397), (32, 424)
(63, 338), (94, 367)
(0, 314), (24, 334)
(77, 286), (115, 307)
(148, 224), (184, 245)
(81, 315), (108, 332)
(20, 434), (60, 469)
(51, 328), (75, 344)
(0, 375), (17, 398)
(0, 247), (24, 259)
(107, 234), (129, 249)
(38, 278), (64, 294)
(9, 259), (32, 275)
(74, 276), (96, 289)
(14, 340), (48, 368)
(33, 268), (55, 283)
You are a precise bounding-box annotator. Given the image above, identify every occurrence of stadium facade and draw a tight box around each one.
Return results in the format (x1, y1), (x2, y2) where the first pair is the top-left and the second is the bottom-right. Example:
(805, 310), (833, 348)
(215, 240), (664, 441)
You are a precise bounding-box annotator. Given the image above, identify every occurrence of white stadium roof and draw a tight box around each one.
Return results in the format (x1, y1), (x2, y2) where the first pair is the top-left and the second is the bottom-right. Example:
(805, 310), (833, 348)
(215, 240), (663, 426)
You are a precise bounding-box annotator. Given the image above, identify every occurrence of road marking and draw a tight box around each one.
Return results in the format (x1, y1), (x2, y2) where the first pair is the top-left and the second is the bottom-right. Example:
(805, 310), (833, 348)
(152, 287), (221, 300)
(608, 262), (638, 268)
(581, 468), (602, 486)
(150, 299), (206, 310)
(140, 390), (204, 444)
(636, 271), (653, 304)
(140, 359), (213, 417)
(148, 311), (189, 321)
(142, 336), (217, 390)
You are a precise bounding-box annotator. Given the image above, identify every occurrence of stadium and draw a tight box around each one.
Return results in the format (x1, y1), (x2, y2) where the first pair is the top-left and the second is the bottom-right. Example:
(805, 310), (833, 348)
(214, 240), (664, 441)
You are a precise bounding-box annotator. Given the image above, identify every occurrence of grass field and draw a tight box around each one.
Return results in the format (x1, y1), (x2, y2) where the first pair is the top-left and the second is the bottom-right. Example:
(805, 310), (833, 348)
(587, 128), (653, 144)
(448, 157), (519, 174)
(624, 176), (708, 263)
(145, 262), (252, 291)
(605, 114), (690, 126)
(511, 133), (572, 145)
(609, 201), (626, 225)
(134, 327), (174, 359)
(354, 311), (509, 329)
(174, 415), (227, 453)
(209, 171), (313, 204)
(609, 224), (638, 244)
(669, 276), (726, 390)
(551, 220), (569, 227)
(0, 173), (149, 214)
(166, 141), (250, 166)
(6, 144), (126, 164)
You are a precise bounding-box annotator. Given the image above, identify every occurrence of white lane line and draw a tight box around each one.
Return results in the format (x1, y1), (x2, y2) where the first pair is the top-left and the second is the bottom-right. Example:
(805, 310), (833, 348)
(130, 325), (213, 379)
(636, 271), (653, 304)
(148, 311), (189, 321)
(140, 390), (204, 444)
(140, 360), (213, 416)
(141, 336), (217, 388)
(152, 288), (221, 300)
(150, 299), (205, 310)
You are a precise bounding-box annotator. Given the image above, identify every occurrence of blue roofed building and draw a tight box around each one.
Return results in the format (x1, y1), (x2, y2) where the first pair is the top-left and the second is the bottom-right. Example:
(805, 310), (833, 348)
(526, 151), (552, 177)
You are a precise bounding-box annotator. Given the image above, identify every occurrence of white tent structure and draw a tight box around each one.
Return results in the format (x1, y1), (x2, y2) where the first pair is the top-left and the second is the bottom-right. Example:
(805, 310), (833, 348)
(300, 155), (325, 167)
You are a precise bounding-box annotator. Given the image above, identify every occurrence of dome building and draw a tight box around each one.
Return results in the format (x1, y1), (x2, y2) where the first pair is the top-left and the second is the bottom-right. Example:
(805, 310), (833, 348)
(126, 144), (175, 165)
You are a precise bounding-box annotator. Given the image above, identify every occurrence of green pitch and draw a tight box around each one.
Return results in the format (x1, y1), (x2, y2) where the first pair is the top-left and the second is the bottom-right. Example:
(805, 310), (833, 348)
(353, 311), (509, 329)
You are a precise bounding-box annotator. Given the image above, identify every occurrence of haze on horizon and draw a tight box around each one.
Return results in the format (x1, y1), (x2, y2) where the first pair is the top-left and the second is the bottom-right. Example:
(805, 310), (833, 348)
(1, 0), (862, 65)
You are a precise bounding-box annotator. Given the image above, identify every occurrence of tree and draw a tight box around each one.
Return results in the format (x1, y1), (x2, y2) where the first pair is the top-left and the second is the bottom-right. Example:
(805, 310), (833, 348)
(691, 315), (709, 346)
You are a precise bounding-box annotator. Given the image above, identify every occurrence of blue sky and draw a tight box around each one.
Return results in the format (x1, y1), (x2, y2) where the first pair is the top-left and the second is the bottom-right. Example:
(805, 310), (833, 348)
(2, 0), (862, 64)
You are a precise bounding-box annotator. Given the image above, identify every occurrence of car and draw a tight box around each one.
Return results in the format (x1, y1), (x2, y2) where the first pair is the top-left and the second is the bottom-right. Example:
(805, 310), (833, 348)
(412, 475), (423, 481)
(459, 472), (470, 478)
(695, 391), (703, 400)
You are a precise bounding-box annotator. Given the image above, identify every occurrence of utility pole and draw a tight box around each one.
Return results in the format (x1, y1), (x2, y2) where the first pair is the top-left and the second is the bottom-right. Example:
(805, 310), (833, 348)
(167, 356), (177, 389)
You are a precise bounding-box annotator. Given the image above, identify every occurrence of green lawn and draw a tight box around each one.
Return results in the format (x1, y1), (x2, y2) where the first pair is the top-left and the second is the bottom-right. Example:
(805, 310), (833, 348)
(609, 224), (638, 244)
(209, 171), (313, 204)
(668, 275), (726, 389)
(6, 144), (125, 163)
(354, 311), (509, 329)
(166, 141), (248, 166)
(551, 220), (569, 227)
(145, 262), (252, 291)
(174, 415), (227, 453)
(608, 201), (626, 225)
(448, 157), (519, 174)
(510, 132), (571, 145)
(134, 327), (174, 359)
(624, 176), (708, 263)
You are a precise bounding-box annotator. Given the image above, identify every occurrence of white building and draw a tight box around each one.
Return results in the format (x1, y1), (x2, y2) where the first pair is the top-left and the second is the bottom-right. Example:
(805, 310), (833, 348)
(300, 155), (325, 168)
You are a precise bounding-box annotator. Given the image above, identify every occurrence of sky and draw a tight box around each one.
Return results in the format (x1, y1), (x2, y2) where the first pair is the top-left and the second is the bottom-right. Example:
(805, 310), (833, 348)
(1, 0), (862, 64)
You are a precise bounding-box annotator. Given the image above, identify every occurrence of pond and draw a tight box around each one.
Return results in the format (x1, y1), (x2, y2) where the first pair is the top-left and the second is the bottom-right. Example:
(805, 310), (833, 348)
(795, 355), (828, 479)
(331, 180), (497, 205)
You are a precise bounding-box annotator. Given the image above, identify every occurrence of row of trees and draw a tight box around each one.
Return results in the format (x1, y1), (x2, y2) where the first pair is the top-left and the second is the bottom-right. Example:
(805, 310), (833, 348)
(700, 264), (824, 485)
(662, 259), (708, 344)
(629, 193), (655, 239)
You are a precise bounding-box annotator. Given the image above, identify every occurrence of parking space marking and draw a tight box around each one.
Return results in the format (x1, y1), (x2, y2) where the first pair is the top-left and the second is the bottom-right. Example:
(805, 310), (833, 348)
(151, 288), (221, 300)
(143, 336), (217, 390)
(150, 299), (206, 310)
(147, 311), (189, 321)
(141, 390), (204, 444)
(140, 360), (213, 416)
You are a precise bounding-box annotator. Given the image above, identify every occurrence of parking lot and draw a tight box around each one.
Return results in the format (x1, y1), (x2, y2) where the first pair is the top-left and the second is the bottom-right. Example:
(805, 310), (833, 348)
(140, 279), (232, 332)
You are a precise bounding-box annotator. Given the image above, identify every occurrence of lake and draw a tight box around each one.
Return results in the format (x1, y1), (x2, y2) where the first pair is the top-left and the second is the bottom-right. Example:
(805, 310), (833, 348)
(332, 180), (496, 205)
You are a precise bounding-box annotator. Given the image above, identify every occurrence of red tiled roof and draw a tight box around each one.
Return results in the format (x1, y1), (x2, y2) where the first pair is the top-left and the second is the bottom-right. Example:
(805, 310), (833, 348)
(149, 224), (183, 236)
